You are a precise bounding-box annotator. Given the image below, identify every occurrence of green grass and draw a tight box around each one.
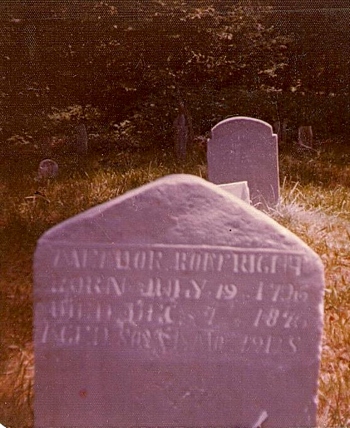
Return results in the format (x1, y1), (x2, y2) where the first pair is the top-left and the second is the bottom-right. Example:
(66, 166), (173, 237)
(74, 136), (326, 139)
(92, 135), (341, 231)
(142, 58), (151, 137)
(0, 141), (350, 427)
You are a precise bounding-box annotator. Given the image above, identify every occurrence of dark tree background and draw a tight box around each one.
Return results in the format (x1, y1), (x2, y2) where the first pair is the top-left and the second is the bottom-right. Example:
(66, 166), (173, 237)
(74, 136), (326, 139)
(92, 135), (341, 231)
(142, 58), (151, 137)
(0, 1), (349, 158)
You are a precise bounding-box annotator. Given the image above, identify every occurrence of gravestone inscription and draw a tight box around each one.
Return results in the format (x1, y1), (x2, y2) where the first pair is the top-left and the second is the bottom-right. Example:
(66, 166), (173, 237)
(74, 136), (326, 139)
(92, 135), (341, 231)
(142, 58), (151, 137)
(207, 116), (279, 207)
(34, 174), (324, 427)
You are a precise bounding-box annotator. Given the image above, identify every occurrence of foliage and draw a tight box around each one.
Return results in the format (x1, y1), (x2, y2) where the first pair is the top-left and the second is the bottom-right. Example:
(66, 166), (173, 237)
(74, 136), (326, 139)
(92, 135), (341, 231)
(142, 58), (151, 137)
(0, 1), (291, 152)
(1, 1), (349, 158)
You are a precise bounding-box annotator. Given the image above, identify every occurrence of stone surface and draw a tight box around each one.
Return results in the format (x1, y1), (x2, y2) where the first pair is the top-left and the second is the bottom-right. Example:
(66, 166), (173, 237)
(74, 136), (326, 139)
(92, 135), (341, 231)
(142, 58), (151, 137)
(218, 180), (250, 203)
(207, 116), (279, 207)
(34, 174), (324, 427)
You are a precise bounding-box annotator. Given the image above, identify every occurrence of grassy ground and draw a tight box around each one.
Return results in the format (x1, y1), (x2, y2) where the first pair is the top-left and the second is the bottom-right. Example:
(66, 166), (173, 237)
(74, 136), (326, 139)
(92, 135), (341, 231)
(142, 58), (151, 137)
(0, 141), (349, 427)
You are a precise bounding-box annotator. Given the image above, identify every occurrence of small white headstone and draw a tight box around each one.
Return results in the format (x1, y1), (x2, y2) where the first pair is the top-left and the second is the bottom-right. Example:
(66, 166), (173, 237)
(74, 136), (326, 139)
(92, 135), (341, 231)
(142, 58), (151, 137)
(207, 116), (279, 208)
(34, 174), (324, 427)
(218, 181), (250, 203)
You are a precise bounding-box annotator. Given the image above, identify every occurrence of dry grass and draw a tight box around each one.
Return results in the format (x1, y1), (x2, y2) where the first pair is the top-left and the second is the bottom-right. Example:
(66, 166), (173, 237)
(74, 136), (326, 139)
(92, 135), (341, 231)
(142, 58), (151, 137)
(271, 180), (350, 427)
(0, 144), (350, 427)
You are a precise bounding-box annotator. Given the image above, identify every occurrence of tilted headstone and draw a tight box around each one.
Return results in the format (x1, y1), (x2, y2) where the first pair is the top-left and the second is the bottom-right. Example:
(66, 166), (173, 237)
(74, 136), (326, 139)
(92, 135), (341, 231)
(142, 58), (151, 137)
(34, 174), (324, 427)
(207, 117), (279, 207)
(218, 180), (250, 204)
(37, 159), (58, 181)
(298, 125), (313, 149)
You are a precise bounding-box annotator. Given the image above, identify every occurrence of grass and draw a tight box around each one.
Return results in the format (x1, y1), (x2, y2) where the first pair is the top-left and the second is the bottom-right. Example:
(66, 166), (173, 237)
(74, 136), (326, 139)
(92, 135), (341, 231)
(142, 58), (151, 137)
(0, 140), (350, 427)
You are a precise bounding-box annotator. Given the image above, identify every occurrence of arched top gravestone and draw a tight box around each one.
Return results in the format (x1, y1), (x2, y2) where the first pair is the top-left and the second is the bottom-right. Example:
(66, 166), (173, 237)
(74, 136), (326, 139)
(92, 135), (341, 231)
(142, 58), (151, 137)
(207, 117), (279, 207)
(34, 174), (324, 428)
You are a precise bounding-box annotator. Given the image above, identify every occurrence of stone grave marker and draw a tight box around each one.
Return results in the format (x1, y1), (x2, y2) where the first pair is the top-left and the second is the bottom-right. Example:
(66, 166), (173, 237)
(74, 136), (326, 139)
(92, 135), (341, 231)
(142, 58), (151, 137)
(34, 174), (324, 427)
(218, 180), (250, 204)
(37, 158), (58, 181)
(298, 125), (313, 149)
(273, 119), (289, 144)
(173, 102), (193, 160)
(76, 124), (88, 155)
(207, 116), (279, 207)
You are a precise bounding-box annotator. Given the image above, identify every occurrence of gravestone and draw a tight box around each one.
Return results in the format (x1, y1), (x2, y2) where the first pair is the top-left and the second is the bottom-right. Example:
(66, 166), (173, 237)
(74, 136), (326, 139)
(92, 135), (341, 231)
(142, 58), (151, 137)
(273, 119), (289, 144)
(37, 159), (58, 181)
(173, 102), (193, 160)
(76, 124), (88, 155)
(207, 117), (279, 207)
(298, 125), (313, 149)
(34, 174), (324, 427)
(218, 180), (250, 204)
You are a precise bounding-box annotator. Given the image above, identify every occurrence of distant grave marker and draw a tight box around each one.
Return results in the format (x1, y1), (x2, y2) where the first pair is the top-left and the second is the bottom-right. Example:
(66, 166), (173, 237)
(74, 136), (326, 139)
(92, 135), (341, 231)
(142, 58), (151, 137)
(37, 159), (58, 181)
(173, 102), (193, 160)
(76, 124), (88, 155)
(273, 119), (289, 144)
(207, 116), (279, 207)
(298, 125), (313, 149)
(34, 174), (324, 427)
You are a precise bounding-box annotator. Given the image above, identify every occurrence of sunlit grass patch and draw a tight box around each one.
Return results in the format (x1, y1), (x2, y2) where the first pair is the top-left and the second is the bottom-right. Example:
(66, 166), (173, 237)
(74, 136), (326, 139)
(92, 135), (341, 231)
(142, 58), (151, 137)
(272, 180), (350, 428)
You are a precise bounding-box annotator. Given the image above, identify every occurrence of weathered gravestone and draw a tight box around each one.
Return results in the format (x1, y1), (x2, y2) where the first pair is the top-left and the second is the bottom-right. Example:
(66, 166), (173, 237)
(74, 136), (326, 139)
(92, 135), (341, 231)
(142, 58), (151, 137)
(207, 117), (279, 208)
(34, 174), (324, 427)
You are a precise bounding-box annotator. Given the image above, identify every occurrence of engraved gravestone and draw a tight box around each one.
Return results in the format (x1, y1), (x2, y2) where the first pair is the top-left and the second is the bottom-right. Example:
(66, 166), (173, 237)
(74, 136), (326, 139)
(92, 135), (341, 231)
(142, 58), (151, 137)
(34, 174), (324, 427)
(207, 116), (280, 207)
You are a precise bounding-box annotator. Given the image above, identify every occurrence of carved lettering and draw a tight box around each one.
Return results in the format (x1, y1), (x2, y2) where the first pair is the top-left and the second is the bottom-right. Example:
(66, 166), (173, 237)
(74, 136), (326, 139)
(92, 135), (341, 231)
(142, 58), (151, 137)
(216, 283), (237, 300)
(50, 275), (126, 295)
(241, 334), (300, 354)
(44, 246), (309, 357)
(253, 308), (307, 329)
(187, 279), (206, 299)
(40, 322), (109, 346)
(140, 278), (181, 299)
(53, 248), (164, 271)
(174, 251), (226, 272)
(255, 282), (309, 303)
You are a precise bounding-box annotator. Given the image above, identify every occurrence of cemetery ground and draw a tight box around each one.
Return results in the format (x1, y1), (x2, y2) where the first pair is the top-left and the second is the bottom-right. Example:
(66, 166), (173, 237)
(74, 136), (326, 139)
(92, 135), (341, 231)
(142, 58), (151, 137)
(0, 140), (350, 427)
